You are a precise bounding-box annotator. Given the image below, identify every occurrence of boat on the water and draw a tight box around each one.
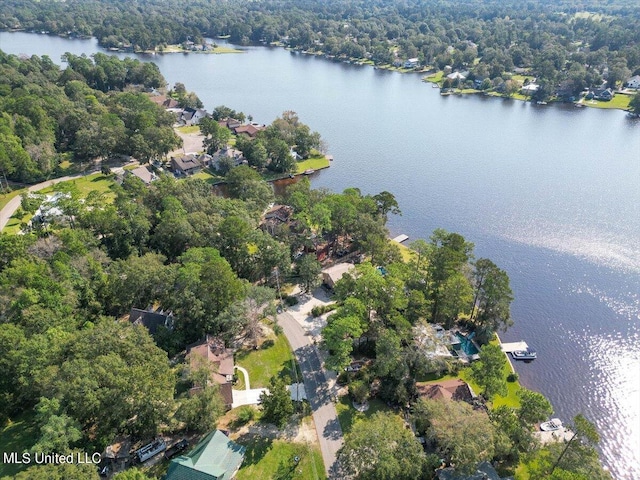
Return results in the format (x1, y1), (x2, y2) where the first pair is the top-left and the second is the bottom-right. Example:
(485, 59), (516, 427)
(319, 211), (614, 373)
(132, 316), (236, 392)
(512, 348), (537, 360)
(303, 169), (315, 175)
(540, 418), (562, 432)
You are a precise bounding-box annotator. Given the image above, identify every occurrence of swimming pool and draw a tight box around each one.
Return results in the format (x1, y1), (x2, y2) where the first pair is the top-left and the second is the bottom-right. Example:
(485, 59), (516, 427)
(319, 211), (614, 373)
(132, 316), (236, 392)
(454, 332), (479, 356)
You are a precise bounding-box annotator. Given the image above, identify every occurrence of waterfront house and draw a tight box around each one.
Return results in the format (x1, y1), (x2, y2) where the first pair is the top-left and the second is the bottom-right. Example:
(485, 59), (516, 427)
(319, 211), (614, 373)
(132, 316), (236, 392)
(129, 306), (174, 335)
(446, 71), (468, 81)
(211, 146), (246, 170)
(593, 87), (614, 101)
(171, 154), (203, 176)
(180, 108), (209, 126)
(165, 430), (245, 480)
(404, 58), (419, 68)
(625, 75), (640, 89)
(186, 335), (235, 409)
(233, 123), (265, 138)
(521, 83), (540, 95)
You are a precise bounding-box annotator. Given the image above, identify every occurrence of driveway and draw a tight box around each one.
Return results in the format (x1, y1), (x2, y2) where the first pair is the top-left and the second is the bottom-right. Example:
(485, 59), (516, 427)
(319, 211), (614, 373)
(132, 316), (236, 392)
(278, 310), (344, 479)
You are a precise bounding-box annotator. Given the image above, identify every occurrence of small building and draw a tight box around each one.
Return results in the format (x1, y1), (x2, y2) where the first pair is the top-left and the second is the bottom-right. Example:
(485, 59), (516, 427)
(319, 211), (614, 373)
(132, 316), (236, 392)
(593, 87), (614, 101)
(171, 154), (203, 176)
(416, 378), (475, 404)
(165, 430), (246, 480)
(322, 263), (355, 289)
(127, 165), (157, 185)
(129, 307), (174, 335)
(181, 108), (208, 126)
(626, 75), (640, 89)
(186, 336), (235, 409)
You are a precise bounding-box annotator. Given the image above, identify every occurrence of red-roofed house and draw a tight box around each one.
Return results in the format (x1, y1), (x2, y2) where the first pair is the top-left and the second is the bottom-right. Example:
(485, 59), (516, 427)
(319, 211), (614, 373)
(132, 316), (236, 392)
(416, 379), (474, 403)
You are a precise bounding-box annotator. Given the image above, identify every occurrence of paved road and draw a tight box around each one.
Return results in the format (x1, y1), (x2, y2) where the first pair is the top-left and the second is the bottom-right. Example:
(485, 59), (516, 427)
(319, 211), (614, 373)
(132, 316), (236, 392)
(278, 311), (344, 479)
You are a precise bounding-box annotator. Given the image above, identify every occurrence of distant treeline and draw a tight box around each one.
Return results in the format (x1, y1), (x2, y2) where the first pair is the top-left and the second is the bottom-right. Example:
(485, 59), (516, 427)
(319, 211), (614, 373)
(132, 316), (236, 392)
(1, 0), (640, 95)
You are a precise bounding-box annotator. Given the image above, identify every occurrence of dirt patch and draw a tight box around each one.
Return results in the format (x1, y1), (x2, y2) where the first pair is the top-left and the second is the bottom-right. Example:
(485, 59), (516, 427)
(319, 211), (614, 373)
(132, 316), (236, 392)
(228, 414), (318, 445)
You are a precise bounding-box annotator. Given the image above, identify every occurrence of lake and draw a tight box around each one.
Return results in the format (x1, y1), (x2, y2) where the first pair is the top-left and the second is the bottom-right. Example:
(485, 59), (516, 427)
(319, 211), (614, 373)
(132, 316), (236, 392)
(2, 31), (639, 478)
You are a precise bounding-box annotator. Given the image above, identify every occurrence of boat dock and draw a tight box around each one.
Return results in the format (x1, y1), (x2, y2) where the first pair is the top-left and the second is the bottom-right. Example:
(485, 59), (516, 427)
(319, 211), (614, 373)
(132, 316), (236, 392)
(500, 341), (529, 353)
(391, 234), (409, 243)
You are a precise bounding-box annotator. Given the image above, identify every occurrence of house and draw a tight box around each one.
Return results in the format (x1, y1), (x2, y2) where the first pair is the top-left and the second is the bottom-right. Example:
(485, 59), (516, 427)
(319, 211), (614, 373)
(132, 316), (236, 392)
(163, 98), (180, 109)
(129, 306), (174, 335)
(186, 336), (235, 409)
(165, 430), (245, 480)
(404, 58), (419, 69)
(626, 75), (640, 89)
(437, 461), (513, 480)
(415, 378), (475, 403)
(149, 94), (168, 106)
(127, 165), (157, 185)
(211, 146), (246, 170)
(171, 154), (202, 175)
(233, 123), (265, 138)
(446, 71), (468, 81)
(521, 83), (539, 95)
(30, 192), (70, 227)
(181, 108), (208, 125)
(219, 118), (242, 130)
(260, 204), (294, 234)
(322, 263), (355, 289)
(593, 87), (614, 101)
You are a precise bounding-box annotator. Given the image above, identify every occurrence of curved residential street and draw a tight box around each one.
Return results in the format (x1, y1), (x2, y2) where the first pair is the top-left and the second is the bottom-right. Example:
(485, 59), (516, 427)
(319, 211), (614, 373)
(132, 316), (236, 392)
(278, 310), (344, 479)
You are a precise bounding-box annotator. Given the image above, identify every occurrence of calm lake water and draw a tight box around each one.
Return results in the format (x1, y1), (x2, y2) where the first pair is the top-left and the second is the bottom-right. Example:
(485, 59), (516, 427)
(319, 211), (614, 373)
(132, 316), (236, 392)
(2, 31), (640, 478)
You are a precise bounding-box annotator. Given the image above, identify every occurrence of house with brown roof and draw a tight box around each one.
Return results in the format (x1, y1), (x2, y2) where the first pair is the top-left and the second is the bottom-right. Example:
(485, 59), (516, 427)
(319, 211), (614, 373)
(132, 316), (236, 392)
(233, 123), (266, 138)
(171, 154), (202, 176)
(322, 263), (355, 289)
(186, 336), (235, 409)
(416, 378), (475, 403)
(127, 165), (157, 185)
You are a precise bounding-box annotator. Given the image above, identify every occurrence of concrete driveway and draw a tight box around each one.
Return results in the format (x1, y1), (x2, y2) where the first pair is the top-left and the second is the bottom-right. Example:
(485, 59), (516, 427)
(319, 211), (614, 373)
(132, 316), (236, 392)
(278, 310), (344, 479)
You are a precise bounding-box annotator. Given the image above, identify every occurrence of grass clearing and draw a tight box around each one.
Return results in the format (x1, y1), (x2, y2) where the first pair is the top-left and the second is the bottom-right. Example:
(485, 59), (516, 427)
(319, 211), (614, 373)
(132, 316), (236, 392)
(235, 435), (325, 480)
(38, 173), (116, 199)
(336, 397), (394, 435)
(295, 155), (330, 174)
(176, 125), (201, 134)
(583, 94), (631, 110)
(0, 412), (38, 477)
(423, 71), (443, 83)
(235, 331), (299, 388)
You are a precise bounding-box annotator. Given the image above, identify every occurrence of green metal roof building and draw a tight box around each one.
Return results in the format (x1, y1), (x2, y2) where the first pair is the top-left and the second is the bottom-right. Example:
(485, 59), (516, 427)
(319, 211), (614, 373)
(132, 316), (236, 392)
(165, 430), (246, 480)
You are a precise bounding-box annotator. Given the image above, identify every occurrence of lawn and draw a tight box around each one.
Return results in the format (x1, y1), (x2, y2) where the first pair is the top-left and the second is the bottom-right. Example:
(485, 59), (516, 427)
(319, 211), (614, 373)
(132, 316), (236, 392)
(235, 331), (299, 388)
(0, 412), (38, 477)
(235, 434), (325, 480)
(176, 125), (201, 134)
(393, 241), (416, 263)
(295, 155), (330, 174)
(336, 397), (395, 435)
(423, 71), (444, 84)
(583, 94), (631, 110)
(39, 173), (116, 199)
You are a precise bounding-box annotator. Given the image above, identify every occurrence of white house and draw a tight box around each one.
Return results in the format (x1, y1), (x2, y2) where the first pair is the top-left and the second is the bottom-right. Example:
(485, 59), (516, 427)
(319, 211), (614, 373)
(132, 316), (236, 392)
(626, 75), (640, 89)
(404, 58), (419, 69)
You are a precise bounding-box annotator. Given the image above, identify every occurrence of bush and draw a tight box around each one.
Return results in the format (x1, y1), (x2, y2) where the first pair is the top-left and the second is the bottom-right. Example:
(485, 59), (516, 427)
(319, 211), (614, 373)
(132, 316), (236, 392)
(285, 295), (299, 306)
(273, 323), (283, 336)
(349, 380), (370, 404)
(311, 304), (338, 318)
(507, 372), (519, 382)
(235, 406), (256, 426)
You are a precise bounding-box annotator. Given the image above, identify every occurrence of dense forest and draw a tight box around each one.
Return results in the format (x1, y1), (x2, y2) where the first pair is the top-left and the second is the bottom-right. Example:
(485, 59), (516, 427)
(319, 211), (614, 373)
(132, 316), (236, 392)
(2, 0), (640, 99)
(0, 50), (178, 183)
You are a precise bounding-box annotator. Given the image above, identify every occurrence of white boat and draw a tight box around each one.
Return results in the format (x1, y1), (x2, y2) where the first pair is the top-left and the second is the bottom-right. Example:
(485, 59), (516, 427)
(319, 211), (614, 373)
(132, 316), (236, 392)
(303, 169), (315, 175)
(512, 349), (537, 360)
(540, 418), (562, 432)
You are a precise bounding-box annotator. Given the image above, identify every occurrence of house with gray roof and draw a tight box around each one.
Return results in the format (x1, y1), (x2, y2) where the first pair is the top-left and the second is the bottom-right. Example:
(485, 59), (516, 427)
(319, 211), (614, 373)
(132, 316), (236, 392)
(165, 430), (245, 480)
